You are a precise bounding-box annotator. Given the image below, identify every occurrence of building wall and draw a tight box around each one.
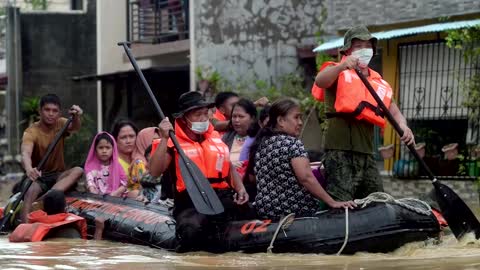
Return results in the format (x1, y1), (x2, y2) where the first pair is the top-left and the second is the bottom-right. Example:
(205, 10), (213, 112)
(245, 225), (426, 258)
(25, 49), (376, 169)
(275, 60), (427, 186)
(20, 0), (96, 129)
(323, 0), (480, 33)
(6, 0), (78, 12)
(383, 177), (479, 209)
(193, 0), (323, 86)
(96, 0), (153, 75)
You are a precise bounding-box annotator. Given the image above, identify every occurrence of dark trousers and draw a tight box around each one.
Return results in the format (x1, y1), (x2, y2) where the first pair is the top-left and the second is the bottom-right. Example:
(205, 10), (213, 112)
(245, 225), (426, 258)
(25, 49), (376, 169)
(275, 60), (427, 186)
(173, 189), (254, 252)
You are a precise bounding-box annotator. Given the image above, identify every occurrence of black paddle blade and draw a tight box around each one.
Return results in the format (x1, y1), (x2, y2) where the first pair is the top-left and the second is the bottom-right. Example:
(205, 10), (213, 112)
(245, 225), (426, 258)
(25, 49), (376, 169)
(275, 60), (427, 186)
(178, 155), (224, 215)
(434, 181), (480, 239)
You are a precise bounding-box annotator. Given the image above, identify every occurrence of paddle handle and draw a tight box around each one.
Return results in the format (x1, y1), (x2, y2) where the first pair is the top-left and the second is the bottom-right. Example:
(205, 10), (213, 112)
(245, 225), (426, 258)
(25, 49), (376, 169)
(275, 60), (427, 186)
(354, 69), (437, 182)
(118, 42), (184, 152)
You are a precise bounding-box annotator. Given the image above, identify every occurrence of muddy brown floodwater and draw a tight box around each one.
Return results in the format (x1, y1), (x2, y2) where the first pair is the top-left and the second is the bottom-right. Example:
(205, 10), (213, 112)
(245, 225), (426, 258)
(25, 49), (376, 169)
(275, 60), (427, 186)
(2, 181), (480, 269)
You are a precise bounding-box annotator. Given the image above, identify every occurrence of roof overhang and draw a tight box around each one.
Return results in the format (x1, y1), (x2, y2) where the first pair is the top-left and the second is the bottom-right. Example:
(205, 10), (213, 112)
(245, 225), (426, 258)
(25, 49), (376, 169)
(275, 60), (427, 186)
(313, 19), (480, 53)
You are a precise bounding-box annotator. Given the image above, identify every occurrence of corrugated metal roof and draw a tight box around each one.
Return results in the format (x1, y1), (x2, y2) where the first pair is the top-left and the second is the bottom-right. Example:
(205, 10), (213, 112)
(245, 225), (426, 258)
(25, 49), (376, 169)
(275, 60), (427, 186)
(313, 19), (480, 52)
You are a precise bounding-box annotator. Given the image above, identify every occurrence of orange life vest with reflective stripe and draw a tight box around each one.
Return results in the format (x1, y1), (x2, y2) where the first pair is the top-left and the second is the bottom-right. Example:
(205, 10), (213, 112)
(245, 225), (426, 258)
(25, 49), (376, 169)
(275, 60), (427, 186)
(151, 121), (230, 193)
(9, 210), (87, 242)
(312, 58), (393, 128)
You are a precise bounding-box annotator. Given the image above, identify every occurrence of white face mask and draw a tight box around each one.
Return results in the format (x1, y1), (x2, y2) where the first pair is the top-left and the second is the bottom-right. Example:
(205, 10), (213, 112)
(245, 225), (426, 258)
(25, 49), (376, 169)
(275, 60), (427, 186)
(187, 118), (209, 134)
(351, 48), (373, 68)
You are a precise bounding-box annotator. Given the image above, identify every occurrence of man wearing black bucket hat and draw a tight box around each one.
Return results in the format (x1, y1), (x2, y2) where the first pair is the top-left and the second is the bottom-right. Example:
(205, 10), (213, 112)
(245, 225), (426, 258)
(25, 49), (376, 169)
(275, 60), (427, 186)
(314, 25), (415, 201)
(150, 91), (251, 252)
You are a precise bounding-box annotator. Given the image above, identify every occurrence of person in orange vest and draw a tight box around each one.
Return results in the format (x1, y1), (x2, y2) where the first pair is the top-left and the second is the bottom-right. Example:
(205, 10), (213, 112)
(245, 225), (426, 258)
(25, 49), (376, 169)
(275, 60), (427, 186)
(9, 190), (87, 242)
(150, 91), (251, 252)
(210, 91), (239, 135)
(314, 25), (415, 201)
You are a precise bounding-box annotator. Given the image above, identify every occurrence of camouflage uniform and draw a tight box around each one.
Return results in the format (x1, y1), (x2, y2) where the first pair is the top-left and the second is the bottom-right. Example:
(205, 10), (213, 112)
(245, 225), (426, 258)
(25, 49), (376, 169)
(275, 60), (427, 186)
(324, 150), (383, 201)
(322, 26), (383, 201)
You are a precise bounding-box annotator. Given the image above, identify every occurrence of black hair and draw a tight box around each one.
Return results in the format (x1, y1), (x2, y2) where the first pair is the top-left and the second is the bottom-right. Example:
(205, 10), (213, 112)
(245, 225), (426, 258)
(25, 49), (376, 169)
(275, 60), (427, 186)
(231, 98), (260, 137)
(214, 91), (239, 108)
(111, 119), (139, 140)
(94, 132), (114, 148)
(40, 93), (61, 109)
(43, 190), (66, 215)
(245, 98), (300, 176)
(144, 144), (153, 159)
(259, 105), (271, 123)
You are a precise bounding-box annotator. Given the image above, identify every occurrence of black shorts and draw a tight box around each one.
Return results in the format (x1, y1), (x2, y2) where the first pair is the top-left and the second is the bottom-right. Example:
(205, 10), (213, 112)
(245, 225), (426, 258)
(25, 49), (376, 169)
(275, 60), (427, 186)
(37, 172), (61, 194)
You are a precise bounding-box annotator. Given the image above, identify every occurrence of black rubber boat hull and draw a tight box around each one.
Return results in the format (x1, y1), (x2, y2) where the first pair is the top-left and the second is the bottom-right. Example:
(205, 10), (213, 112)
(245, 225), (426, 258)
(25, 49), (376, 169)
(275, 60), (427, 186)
(65, 192), (441, 254)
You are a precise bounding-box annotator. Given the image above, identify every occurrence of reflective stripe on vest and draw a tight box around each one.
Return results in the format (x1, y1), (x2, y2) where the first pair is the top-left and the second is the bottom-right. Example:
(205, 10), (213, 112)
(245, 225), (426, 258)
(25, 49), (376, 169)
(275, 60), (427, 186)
(9, 211), (87, 242)
(311, 59), (393, 128)
(151, 121), (230, 193)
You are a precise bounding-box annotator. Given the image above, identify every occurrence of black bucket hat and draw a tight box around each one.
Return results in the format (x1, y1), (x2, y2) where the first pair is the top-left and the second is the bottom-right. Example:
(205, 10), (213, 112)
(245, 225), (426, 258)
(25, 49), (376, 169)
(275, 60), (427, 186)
(173, 91), (214, 118)
(339, 25), (378, 55)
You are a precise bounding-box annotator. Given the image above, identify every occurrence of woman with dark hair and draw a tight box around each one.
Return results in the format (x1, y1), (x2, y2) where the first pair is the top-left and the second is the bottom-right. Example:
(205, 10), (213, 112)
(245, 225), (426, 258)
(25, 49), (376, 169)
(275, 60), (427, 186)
(222, 98), (259, 170)
(110, 119), (142, 199)
(247, 98), (356, 219)
(239, 105), (270, 162)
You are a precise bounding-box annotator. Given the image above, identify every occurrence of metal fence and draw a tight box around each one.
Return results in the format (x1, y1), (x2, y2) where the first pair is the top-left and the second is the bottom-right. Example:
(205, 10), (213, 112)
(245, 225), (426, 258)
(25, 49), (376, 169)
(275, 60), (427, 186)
(394, 41), (480, 179)
(129, 0), (189, 44)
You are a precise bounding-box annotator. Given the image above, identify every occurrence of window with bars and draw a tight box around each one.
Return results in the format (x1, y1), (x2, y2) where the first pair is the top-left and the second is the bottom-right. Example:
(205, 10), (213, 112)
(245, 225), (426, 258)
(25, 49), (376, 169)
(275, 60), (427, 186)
(395, 41), (480, 179)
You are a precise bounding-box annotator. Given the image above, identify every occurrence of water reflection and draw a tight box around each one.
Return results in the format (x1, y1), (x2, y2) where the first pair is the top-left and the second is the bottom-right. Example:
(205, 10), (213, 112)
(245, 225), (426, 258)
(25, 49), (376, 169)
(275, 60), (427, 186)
(1, 233), (480, 270)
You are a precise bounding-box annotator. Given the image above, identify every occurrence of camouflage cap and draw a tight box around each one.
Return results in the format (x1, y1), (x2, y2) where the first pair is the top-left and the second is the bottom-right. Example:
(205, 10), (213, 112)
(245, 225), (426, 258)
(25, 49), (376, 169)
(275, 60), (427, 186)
(339, 25), (377, 55)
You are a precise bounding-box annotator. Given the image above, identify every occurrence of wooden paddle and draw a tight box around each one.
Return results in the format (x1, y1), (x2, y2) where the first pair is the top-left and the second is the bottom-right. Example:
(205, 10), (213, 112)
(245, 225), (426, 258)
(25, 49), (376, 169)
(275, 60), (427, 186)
(0, 116), (74, 232)
(118, 42), (224, 215)
(355, 68), (480, 240)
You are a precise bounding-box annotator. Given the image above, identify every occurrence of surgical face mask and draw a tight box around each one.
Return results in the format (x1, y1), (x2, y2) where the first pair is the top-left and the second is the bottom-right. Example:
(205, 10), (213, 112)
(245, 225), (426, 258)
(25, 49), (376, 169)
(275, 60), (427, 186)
(186, 117), (209, 134)
(351, 48), (373, 68)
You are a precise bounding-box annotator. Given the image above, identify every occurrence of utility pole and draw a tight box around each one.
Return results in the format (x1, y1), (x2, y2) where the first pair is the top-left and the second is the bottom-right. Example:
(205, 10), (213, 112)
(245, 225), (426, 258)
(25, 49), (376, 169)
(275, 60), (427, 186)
(5, 4), (22, 157)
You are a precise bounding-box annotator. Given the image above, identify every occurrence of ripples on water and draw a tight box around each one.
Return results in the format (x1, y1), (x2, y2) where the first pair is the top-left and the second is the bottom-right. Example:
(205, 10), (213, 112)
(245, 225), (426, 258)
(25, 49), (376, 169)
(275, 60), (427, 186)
(1, 233), (480, 270)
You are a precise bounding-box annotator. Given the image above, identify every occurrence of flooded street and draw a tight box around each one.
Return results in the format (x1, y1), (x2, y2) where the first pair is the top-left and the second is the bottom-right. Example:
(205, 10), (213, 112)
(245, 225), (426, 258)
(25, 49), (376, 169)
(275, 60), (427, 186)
(3, 182), (480, 269)
(2, 234), (480, 269)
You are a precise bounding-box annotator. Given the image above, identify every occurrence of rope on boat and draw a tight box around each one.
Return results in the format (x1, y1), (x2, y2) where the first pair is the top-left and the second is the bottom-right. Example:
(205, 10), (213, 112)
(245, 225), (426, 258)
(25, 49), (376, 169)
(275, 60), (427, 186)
(335, 192), (432, 255)
(267, 213), (295, 253)
(336, 207), (349, 256)
(353, 192), (432, 216)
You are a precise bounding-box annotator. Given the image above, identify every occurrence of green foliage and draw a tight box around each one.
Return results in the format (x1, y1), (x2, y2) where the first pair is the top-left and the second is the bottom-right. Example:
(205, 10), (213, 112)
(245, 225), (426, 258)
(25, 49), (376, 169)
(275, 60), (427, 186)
(24, 0), (48, 10)
(446, 25), (480, 133)
(20, 96), (40, 127)
(446, 25), (480, 62)
(64, 113), (96, 168)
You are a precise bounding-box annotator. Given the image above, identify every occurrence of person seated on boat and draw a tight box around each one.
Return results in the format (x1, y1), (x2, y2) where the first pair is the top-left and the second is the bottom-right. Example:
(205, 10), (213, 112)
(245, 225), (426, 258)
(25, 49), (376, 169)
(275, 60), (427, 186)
(84, 132), (128, 197)
(210, 91), (239, 135)
(9, 190), (87, 242)
(129, 127), (161, 201)
(111, 119), (144, 200)
(239, 105), (270, 164)
(246, 98), (356, 220)
(222, 98), (260, 174)
(151, 91), (251, 252)
(139, 144), (173, 207)
(20, 93), (84, 224)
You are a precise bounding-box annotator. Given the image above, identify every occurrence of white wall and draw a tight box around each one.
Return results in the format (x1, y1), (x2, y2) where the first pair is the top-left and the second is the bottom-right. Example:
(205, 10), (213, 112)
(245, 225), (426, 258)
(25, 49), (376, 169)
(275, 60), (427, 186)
(96, 0), (152, 75)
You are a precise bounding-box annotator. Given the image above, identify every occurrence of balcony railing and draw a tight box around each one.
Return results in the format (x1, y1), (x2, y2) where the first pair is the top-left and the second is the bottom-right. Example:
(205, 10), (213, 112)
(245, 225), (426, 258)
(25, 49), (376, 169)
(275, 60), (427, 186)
(128, 0), (189, 44)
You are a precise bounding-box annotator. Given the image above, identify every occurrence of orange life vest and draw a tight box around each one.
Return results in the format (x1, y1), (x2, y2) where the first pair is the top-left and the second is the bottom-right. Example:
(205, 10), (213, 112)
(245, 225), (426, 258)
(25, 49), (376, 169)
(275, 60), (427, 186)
(212, 109), (227, 136)
(213, 109), (227, 122)
(151, 121), (230, 193)
(312, 58), (393, 128)
(9, 210), (87, 242)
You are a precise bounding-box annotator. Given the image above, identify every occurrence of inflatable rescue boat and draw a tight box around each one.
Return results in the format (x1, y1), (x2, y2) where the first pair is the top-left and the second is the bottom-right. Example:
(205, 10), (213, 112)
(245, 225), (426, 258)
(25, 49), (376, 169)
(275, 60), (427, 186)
(65, 192), (442, 254)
